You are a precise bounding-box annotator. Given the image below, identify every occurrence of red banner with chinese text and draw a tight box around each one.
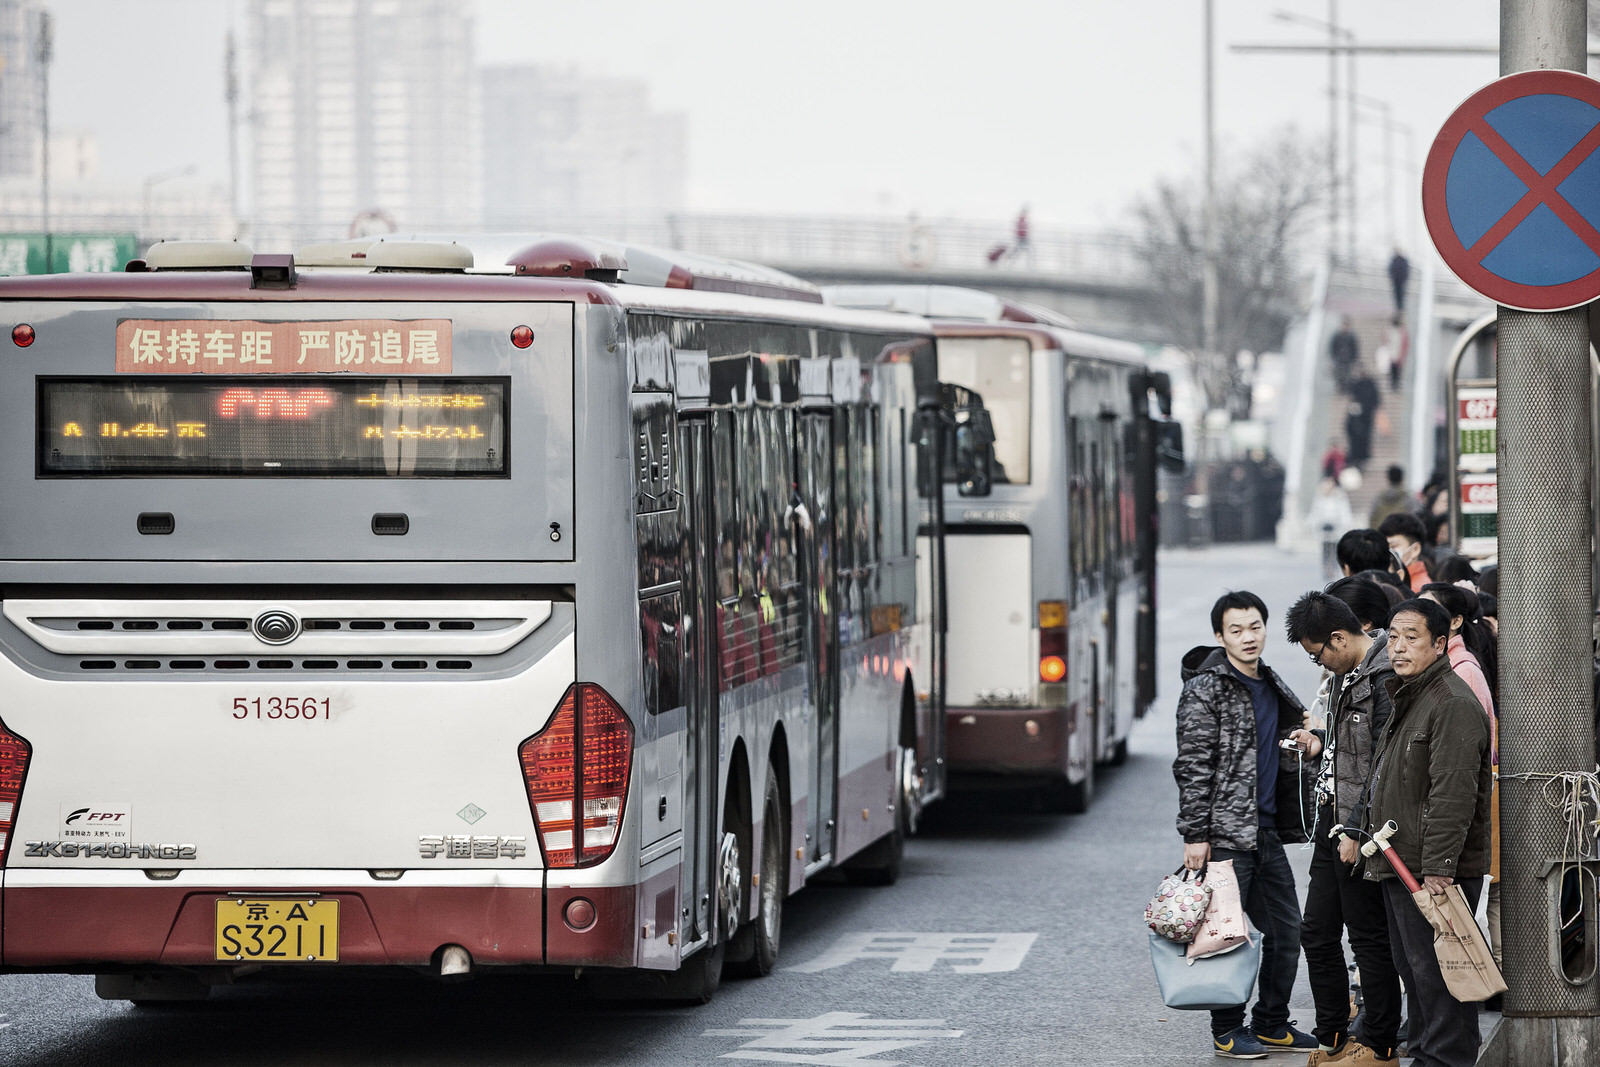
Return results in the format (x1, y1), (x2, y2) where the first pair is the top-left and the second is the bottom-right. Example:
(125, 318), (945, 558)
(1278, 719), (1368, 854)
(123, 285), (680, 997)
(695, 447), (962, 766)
(114, 319), (453, 373)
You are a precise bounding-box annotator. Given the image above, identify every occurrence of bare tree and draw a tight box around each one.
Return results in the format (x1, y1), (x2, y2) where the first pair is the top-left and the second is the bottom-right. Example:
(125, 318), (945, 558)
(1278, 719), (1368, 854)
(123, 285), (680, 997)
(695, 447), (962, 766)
(1132, 128), (1328, 416)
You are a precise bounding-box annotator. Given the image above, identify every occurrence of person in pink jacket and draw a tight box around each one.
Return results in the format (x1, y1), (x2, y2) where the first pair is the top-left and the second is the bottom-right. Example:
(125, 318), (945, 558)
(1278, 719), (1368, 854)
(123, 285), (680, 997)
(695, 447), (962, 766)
(1418, 583), (1497, 721)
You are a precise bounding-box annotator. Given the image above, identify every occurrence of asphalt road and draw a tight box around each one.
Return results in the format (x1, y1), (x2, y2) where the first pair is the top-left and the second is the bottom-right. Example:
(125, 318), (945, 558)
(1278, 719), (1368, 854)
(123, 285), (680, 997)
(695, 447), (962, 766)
(0, 544), (1361, 1066)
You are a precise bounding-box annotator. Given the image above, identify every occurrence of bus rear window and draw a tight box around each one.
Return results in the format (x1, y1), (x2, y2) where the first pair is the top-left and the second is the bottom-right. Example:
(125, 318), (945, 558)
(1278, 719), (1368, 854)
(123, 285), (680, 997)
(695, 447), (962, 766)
(936, 337), (1030, 483)
(39, 377), (507, 477)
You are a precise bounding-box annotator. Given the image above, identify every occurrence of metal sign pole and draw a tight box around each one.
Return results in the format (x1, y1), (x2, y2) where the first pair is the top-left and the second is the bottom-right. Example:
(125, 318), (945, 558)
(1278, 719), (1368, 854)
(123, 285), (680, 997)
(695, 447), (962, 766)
(1490, 1), (1600, 1061)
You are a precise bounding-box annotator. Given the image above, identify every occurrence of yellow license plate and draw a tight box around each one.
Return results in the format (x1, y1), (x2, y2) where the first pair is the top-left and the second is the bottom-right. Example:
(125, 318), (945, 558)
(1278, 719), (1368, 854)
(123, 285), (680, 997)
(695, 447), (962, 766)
(215, 898), (339, 962)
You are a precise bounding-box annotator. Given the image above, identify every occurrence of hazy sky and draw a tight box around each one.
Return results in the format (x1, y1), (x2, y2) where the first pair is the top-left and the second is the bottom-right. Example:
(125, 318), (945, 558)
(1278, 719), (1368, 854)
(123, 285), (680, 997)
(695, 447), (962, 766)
(46, 0), (1514, 248)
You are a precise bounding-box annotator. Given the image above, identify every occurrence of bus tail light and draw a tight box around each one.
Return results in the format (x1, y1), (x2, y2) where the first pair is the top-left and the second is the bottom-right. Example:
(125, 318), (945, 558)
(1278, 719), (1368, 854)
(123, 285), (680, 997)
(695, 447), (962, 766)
(520, 683), (633, 868)
(1038, 601), (1068, 685)
(0, 718), (32, 868)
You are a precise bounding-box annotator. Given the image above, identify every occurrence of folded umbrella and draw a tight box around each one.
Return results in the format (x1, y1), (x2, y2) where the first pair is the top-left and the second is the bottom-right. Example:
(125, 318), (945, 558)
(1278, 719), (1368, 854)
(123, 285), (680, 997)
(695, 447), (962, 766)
(1358, 819), (1506, 1002)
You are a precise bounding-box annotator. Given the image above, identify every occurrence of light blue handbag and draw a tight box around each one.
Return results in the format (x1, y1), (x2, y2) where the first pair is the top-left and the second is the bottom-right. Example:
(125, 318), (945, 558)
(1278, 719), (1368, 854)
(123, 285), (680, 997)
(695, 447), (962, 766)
(1147, 928), (1261, 1010)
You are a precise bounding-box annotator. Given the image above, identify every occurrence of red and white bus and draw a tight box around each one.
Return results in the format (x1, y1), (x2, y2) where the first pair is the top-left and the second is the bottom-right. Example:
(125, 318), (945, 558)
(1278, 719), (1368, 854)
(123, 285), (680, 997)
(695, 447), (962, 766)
(827, 286), (1181, 812)
(0, 236), (945, 1002)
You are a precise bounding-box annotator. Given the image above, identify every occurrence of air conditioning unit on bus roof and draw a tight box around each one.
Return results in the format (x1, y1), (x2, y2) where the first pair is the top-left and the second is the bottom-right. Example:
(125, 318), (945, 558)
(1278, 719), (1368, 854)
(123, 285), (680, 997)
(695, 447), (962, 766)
(143, 240), (253, 271)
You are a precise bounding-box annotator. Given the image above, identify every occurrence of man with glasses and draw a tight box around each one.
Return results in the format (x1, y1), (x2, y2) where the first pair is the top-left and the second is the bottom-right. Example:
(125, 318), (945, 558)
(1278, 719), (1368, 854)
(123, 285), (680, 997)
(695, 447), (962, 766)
(1174, 591), (1316, 1058)
(1285, 592), (1401, 1066)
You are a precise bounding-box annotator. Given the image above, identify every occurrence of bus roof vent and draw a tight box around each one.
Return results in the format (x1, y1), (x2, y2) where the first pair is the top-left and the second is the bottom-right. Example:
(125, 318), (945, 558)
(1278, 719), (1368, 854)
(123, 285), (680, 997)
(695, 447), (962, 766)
(623, 245), (823, 303)
(507, 237), (628, 282)
(144, 240), (254, 271)
(297, 238), (377, 267)
(365, 240), (473, 272)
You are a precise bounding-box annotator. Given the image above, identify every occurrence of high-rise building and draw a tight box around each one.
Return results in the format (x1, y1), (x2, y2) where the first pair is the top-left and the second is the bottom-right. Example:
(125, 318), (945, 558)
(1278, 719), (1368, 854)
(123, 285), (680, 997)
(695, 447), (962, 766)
(0, 0), (47, 180)
(480, 65), (686, 229)
(248, 0), (479, 247)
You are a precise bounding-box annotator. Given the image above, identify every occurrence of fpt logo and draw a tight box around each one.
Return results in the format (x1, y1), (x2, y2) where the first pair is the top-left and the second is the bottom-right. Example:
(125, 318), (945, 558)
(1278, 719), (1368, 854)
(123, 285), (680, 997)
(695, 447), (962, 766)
(60, 803), (132, 840)
(66, 808), (125, 824)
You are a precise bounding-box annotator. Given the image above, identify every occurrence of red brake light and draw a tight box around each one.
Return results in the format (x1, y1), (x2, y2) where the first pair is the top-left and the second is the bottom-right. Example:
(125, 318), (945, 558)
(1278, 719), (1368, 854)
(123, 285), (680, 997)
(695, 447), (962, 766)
(520, 683), (632, 868)
(1039, 621), (1068, 684)
(11, 324), (34, 348)
(0, 718), (32, 867)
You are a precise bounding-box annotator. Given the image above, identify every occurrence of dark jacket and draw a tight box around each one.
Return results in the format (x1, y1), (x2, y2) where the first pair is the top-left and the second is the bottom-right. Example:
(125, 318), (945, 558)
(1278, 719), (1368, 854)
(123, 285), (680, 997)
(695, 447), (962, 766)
(1323, 631), (1395, 829)
(1174, 646), (1313, 851)
(1363, 656), (1493, 882)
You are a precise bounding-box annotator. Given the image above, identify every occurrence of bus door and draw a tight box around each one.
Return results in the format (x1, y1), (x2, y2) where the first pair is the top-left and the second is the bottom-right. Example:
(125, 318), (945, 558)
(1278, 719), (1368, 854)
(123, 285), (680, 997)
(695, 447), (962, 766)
(676, 416), (719, 944)
(796, 411), (839, 864)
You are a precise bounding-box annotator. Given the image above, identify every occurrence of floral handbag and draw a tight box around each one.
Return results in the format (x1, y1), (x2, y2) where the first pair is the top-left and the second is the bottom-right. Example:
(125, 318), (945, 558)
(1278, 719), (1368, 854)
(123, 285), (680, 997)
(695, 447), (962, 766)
(1144, 865), (1212, 944)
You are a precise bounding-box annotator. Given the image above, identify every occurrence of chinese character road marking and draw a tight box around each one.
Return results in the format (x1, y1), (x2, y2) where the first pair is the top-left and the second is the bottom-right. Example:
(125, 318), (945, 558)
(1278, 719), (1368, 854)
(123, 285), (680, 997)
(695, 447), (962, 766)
(789, 932), (1037, 973)
(704, 1012), (962, 1065)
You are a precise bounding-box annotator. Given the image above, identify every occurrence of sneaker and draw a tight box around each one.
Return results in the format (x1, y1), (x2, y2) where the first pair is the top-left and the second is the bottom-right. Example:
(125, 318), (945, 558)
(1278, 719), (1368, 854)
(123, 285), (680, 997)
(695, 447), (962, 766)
(1214, 1027), (1271, 1059)
(1255, 1022), (1319, 1052)
(1336, 1040), (1398, 1066)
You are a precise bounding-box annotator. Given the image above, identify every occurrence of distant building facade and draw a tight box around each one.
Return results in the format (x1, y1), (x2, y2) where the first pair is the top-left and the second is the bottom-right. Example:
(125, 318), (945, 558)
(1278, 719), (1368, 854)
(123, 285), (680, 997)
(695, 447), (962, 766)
(0, 0), (46, 180)
(248, 0), (479, 246)
(480, 65), (686, 228)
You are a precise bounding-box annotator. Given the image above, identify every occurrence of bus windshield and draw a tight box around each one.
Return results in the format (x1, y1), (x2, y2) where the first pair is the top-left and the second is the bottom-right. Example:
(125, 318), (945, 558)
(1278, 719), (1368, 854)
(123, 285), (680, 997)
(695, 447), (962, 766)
(934, 337), (1030, 483)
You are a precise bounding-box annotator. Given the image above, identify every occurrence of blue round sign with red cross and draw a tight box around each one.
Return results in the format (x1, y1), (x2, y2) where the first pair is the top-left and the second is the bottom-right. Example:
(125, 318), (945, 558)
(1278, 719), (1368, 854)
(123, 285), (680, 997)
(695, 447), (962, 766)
(1424, 69), (1600, 312)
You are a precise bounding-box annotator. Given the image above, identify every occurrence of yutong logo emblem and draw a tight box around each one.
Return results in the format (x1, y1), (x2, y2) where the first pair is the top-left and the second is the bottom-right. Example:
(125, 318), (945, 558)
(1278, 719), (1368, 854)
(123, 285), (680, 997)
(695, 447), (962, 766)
(253, 609), (301, 645)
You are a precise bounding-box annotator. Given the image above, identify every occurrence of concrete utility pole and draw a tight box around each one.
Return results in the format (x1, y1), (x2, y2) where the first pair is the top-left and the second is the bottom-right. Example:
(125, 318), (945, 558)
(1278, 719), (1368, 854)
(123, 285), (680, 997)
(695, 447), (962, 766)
(1202, 0), (1218, 371)
(226, 29), (240, 236)
(36, 9), (51, 273)
(1487, 0), (1600, 1063)
(1327, 1), (1340, 264)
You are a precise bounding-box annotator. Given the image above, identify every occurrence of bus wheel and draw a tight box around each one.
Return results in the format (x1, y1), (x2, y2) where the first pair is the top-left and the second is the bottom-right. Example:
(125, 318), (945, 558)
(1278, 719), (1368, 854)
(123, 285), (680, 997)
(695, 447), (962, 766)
(654, 938), (725, 1005)
(1107, 737), (1130, 767)
(898, 745), (924, 836)
(731, 772), (786, 978)
(1043, 760), (1094, 814)
(717, 829), (743, 942)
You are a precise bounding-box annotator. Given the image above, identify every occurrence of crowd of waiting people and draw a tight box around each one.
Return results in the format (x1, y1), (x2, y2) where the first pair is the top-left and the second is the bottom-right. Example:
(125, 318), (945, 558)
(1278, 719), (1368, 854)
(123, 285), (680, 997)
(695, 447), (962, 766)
(1172, 502), (1504, 1065)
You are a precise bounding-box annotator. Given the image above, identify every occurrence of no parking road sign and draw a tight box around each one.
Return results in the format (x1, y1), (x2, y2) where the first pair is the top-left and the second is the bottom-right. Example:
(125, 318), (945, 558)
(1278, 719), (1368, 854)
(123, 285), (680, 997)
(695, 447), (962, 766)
(1424, 69), (1600, 312)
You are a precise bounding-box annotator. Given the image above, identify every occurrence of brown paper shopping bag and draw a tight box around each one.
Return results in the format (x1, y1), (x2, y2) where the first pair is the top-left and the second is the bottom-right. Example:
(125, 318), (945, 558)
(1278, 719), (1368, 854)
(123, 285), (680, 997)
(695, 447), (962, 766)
(1411, 884), (1508, 1002)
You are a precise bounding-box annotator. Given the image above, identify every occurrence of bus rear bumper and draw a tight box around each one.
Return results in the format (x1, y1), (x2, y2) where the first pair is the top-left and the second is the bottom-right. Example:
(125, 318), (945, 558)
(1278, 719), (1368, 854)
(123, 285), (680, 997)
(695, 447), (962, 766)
(945, 704), (1071, 777)
(0, 875), (546, 968)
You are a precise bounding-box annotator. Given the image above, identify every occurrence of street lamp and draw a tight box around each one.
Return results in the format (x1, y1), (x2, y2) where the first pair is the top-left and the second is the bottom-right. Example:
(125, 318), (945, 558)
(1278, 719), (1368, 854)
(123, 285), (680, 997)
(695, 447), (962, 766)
(141, 165), (198, 243)
(1274, 6), (1357, 265)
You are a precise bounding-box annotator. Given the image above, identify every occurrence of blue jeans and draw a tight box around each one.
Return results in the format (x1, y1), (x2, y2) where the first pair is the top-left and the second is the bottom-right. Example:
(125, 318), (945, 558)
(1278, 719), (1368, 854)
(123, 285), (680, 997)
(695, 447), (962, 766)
(1210, 828), (1303, 1039)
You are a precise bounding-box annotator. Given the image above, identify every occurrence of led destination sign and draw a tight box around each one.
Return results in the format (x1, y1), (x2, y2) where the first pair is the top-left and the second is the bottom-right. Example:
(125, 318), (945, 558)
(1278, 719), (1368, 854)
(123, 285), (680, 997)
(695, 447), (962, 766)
(40, 377), (507, 477)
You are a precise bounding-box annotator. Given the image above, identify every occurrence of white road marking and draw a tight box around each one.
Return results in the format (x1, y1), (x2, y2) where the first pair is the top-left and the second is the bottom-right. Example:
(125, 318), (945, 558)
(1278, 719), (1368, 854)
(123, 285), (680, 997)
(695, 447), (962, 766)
(704, 1011), (963, 1065)
(788, 932), (1037, 973)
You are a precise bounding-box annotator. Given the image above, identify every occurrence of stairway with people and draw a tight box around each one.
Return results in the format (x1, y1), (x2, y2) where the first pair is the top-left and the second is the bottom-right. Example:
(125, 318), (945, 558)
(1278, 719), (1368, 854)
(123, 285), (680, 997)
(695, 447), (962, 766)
(1314, 267), (1415, 530)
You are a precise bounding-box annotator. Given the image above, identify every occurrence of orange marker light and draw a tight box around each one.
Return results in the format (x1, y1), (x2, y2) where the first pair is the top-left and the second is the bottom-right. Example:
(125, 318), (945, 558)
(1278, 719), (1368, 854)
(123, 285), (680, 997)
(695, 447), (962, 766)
(1040, 655), (1067, 683)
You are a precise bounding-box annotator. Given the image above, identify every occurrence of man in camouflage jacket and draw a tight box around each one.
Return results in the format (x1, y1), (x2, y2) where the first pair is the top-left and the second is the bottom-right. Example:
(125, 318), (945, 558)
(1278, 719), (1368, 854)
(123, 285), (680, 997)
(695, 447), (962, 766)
(1173, 591), (1316, 1058)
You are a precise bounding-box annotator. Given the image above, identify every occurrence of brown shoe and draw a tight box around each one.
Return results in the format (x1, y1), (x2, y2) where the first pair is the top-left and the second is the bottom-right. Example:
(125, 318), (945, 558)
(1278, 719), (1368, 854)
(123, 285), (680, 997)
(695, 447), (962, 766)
(1305, 1044), (1348, 1066)
(1336, 1041), (1398, 1067)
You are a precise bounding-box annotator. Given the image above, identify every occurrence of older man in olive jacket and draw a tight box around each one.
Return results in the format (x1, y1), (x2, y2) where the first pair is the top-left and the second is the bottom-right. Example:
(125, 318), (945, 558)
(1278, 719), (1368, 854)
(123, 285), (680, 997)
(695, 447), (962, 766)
(1363, 598), (1492, 1067)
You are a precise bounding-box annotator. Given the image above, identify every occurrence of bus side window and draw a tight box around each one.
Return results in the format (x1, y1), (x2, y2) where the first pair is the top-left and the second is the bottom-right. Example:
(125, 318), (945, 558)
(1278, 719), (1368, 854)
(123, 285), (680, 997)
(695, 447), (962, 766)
(736, 407), (759, 598)
(713, 411), (739, 603)
(775, 407), (798, 588)
(1068, 416), (1084, 590)
(857, 404), (879, 567)
(835, 410), (855, 576)
(640, 593), (682, 715)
